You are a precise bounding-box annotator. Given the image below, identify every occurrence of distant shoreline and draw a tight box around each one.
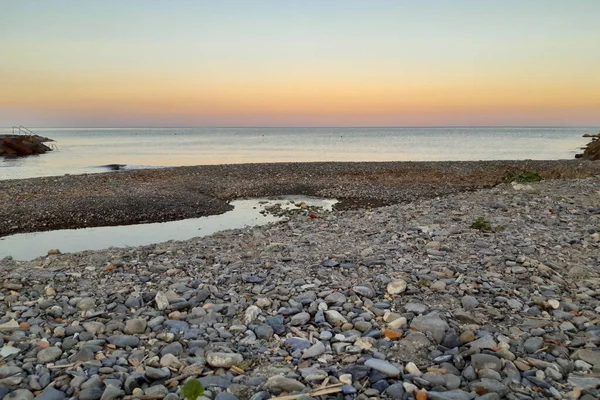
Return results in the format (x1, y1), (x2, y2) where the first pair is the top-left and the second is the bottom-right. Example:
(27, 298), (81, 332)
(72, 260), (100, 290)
(1, 159), (600, 238)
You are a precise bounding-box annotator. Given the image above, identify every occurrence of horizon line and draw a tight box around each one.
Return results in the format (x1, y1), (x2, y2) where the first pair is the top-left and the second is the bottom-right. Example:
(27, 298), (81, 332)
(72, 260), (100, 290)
(3, 125), (599, 130)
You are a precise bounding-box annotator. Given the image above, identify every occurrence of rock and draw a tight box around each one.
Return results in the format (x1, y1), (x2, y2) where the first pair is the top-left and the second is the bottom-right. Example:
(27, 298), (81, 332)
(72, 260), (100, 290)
(387, 279), (407, 295)
(470, 354), (502, 371)
(461, 295), (479, 310)
(36, 347), (63, 363)
(100, 385), (124, 400)
(405, 362), (422, 376)
(410, 312), (449, 343)
(144, 385), (169, 397)
(469, 379), (509, 396)
(264, 376), (306, 392)
(353, 286), (375, 298)
(34, 386), (66, 400)
(290, 312), (311, 326)
(160, 342), (183, 357)
(0, 320), (20, 330)
(206, 352), (243, 368)
(79, 387), (104, 400)
(77, 297), (96, 310)
(364, 358), (400, 377)
(325, 310), (347, 326)
(430, 280), (446, 291)
(567, 374), (600, 390)
(385, 383), (405, 399)
(324, 292), (346, 305)
(468, 335), (496, 351)
(572, 349), (600, 368)
(155, 291), (170, 310)
(5, 389), (34, 400)
(302, 341), (326, 359)
(523, 336), (544, 353)
(244, 305), (261, 325)
(83, 321), (106, 335)
(145, 367), (171, 380)
(124, 318), (147, 334)
(107, 335), (140, 348)
(254, 324), (274, 340)
(428, 390), (474, 400)
(0, 366), (23, 379)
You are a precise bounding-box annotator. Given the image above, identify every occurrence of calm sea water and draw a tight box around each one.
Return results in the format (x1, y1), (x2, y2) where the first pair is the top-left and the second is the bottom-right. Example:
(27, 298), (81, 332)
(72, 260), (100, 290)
(0, 127), (595, 180)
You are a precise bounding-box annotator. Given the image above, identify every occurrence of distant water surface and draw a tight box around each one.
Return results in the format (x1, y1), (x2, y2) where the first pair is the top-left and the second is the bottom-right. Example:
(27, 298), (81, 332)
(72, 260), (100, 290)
(0, 127), (595, 180)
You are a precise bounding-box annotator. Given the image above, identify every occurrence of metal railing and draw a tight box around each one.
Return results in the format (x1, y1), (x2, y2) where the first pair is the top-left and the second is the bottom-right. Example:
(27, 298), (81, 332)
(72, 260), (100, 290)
(11, 125), (38, 136)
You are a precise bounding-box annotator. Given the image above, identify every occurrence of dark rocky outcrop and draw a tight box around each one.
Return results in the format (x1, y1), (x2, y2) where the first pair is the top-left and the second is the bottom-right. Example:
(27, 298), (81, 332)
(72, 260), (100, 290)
(0, 135), (54, 157)
(575, 133), (600, 161)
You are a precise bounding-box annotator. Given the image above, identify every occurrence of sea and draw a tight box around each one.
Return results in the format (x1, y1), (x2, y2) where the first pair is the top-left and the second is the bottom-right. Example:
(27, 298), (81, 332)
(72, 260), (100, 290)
(0, 126), (596, 180)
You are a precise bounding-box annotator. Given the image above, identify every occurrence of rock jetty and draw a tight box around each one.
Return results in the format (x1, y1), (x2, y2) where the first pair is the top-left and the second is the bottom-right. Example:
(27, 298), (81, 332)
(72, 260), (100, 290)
(0, 135), (54, 157)
(1, 175), (600, 399)
(576, 133), (600, 161)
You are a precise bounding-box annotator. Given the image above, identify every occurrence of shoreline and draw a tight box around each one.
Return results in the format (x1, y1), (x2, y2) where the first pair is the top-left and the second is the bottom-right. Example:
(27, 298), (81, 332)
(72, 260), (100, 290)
(2, 159), (600, 238)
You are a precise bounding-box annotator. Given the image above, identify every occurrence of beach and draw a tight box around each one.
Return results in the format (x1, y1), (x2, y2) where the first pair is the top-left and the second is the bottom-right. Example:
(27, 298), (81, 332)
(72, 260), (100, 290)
(1, 170), (599, 399)
(2, 159), (600, 238)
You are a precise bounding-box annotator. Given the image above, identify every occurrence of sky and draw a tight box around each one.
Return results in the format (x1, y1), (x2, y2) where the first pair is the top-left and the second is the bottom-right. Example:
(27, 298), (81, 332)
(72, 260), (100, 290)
(1, 0), (599, 127)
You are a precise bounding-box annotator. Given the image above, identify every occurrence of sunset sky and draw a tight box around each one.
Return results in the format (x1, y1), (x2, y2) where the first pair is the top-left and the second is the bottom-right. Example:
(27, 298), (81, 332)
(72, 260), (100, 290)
(1, 0), (599, 127)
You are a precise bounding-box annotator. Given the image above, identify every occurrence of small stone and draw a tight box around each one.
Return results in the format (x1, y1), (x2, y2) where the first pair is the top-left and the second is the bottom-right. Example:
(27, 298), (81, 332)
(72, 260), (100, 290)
(107, 335), (140, 348)
(145, 367), (171, 380)
(470, 379), (509, 396)
(547, 299), (560, 309)
(100, 385), (123, 400)
(325, 310), (347, 326)
(77, 298), (96, 310)
(461, 295), (479, 310)
(405, 362), (422, 376)
(37, 347), (63, 363)
(144, 385), (169, 397)
(155, 291), (169, 310)
(386, 383), (405, 399)
(35, 387), (66, 400)
(255, 298), (271, 308)
(430, 280), (446, 291)
(410, 312), (449, 343)
(264, 376), (306, 392)
(364, 358), (400, 377)
(302, 341), (326, 359)
(471, 354), (502, 371)
(353, 286), (375, 298)
(124, 318), (147, 334)
(244, 305), (261, 325)
(206, 352), (243, 368)
(290, 312), (311, 326)
(160, 341), (183, 357)
(79, 387), (104, 400)
(387, 279), (407, 295)
(5, 389), (34, 400)
(523, 337), (544, 353)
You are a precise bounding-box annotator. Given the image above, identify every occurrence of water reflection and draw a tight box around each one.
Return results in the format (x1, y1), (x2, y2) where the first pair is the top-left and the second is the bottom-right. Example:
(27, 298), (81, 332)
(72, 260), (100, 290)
(0, 197), (337, 261)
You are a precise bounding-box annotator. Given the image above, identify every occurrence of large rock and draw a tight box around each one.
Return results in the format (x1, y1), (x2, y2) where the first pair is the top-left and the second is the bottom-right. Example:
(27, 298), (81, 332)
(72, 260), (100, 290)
(0, 135), (53, 158)
(576, 137), (600, 160)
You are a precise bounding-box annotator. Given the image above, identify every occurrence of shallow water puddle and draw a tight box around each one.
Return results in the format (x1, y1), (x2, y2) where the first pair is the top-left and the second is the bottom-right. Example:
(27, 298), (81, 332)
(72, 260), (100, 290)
(0, 197), (337, 261)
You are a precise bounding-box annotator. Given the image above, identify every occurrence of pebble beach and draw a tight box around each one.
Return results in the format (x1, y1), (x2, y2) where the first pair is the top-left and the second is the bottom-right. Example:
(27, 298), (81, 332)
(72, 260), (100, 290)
(1, 168), (600, 400)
